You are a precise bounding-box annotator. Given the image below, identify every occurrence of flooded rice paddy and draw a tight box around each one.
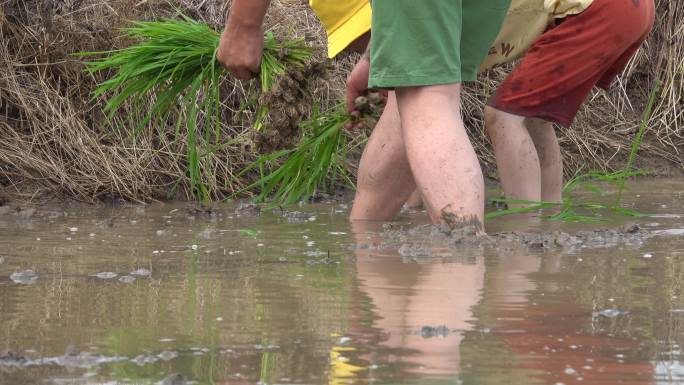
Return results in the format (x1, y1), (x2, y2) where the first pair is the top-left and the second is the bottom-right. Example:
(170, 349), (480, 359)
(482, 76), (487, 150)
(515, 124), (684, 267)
(1, 178), (684, 385)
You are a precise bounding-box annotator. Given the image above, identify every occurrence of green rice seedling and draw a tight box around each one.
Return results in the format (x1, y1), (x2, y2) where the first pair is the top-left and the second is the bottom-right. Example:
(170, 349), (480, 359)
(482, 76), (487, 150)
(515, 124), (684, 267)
(78, 15), (311, 199)
(237, 93), (384, 206)
(488, 79), (660, 223)
(613, 79), (661, 209)
(487, 169), (646, 222)
(236, 104), (354, 206)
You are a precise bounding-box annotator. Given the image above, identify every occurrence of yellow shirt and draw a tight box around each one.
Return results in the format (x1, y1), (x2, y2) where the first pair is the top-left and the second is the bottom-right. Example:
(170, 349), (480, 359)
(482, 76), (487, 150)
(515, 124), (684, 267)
(308, 0), (371, 58)
(309, 0), (593, 64)
(481, 0), (594, 70)
(545, 0), (594, 18)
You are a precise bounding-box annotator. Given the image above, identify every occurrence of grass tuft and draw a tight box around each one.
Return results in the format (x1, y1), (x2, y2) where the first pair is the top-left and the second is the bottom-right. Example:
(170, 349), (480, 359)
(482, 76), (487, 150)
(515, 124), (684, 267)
(77, 15), (311, 200)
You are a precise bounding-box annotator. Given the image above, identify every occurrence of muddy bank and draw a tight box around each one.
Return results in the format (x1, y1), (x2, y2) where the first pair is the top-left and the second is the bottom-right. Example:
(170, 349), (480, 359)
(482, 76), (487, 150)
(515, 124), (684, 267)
(0, 0), (682, 202)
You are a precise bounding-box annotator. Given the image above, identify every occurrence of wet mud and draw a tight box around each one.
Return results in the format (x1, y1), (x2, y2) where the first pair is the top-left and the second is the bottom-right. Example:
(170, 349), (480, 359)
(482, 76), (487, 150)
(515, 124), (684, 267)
(0, 178), (683, 385)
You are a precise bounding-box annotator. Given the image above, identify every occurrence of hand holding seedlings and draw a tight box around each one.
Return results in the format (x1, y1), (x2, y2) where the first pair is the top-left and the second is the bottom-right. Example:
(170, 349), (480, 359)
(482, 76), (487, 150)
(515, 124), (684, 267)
(344, 93), (385, 130)
(217, 0), (271, 79)
(345, 50), (371, 113)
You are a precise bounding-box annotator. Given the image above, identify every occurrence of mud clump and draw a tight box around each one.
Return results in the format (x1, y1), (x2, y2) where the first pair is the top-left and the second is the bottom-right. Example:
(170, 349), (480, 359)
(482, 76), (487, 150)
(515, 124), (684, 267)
(440, 206), (484, 237)
(234, 201), (261, 217)
(253, 61), (330, 153)
(272, 208), (314, 223)
(185, 203), (221, 218)
(377, 222), (662, 259)
(0, 349), (27, 366)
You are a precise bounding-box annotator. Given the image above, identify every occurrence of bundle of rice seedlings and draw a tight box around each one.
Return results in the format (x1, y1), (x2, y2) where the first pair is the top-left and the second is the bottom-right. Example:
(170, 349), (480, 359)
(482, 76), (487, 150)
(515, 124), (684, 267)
(237, 104), (352, 205)
(238, 94), (383, 206)
(78, 15), (311, 199)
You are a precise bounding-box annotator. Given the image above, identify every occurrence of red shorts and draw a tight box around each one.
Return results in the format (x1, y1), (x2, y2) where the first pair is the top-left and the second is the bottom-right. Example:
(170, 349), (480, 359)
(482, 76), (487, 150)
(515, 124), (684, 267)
(489, 0), (655, 127)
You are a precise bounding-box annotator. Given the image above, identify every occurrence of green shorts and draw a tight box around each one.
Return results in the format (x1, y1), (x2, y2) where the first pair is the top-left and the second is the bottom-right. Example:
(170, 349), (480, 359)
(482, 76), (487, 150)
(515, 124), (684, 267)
(368, 0), (511, 88)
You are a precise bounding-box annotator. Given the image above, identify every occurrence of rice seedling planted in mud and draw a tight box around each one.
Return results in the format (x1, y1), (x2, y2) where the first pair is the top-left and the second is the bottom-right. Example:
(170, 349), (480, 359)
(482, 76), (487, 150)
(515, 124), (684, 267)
(78, 15), (311, 199)
(487, 80), (662, 222)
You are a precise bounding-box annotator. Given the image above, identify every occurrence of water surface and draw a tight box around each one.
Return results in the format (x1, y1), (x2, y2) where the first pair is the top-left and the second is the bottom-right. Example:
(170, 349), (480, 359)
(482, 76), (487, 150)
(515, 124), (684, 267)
(1, 178), (683, 385)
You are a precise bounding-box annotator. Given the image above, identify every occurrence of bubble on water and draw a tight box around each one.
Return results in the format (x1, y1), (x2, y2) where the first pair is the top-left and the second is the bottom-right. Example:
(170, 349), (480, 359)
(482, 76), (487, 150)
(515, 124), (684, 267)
(190, 244), (198, 250)
(89, 233), (95, 237)
(10, 269), (38, 284)
(564, 367), (577, 375)
(643, 253), (653, 258)
(93, 272), (117, 279)
(130, 268), (151, 277)
(595, 309), (625, 318)
(69, 227), (78, 232)
(158, 350), (178, 361)
(118, 275), (135, 284)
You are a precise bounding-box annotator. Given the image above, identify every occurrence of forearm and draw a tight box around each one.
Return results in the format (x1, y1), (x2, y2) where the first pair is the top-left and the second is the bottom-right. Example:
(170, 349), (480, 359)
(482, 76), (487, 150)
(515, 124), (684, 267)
(225, 0), (271, 32)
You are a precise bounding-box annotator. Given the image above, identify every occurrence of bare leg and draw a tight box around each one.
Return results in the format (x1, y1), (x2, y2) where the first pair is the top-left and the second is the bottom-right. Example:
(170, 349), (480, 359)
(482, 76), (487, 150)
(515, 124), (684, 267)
(484, 106), (542, 206)
(526, 119), (563, 202)
(396, 84), (485, 231)
(404, 190), (424, 209)
(350, 92), (416, 221)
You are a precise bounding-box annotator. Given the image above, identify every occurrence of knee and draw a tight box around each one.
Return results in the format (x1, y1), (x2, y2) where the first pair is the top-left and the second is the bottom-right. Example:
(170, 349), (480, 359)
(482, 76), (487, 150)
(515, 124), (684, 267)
(484, 106), (502, 137)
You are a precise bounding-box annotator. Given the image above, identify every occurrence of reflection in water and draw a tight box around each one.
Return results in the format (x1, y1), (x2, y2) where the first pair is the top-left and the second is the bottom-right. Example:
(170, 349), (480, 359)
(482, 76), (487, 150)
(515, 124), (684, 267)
(0, 178), (682, 384)
(344, 221), (484, 383)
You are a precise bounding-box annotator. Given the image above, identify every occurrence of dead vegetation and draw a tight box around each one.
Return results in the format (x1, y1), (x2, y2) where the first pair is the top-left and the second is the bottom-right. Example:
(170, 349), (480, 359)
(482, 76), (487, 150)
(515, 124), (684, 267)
(0, 0), (681, 202)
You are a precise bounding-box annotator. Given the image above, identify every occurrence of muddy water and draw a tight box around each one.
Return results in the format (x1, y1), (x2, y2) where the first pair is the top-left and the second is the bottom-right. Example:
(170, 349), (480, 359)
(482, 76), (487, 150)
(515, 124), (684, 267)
(0, 178), (683, 385)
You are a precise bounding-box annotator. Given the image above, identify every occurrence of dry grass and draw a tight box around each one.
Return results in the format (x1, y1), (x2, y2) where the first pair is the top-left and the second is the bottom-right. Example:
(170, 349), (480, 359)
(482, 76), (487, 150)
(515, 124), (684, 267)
(0, 0), (681, 203)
